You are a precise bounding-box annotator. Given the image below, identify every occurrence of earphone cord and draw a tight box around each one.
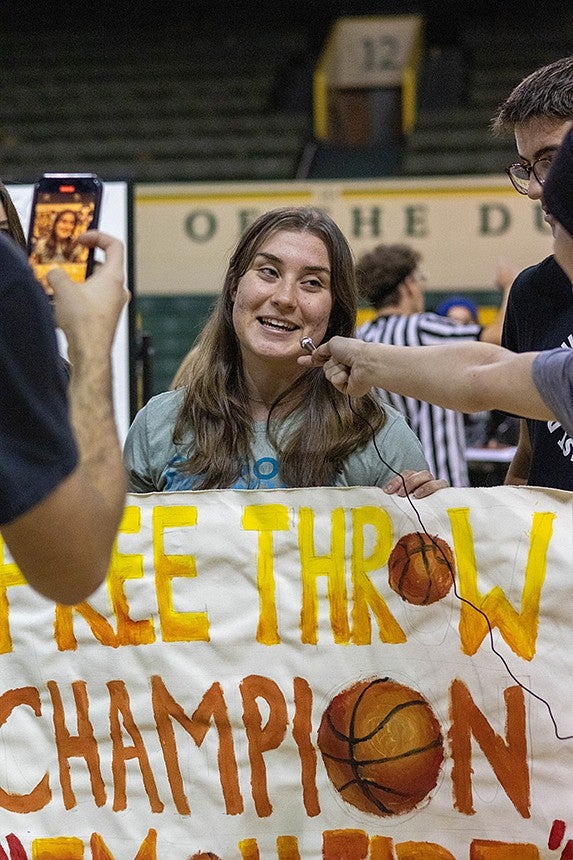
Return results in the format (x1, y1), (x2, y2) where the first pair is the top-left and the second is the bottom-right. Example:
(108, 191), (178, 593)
(349, 399), (572, 741)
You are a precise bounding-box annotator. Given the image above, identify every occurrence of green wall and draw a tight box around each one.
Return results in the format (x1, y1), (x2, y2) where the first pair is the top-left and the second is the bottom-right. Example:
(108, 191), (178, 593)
(136, 295), (215, 397)
(136, 290), (503, 399)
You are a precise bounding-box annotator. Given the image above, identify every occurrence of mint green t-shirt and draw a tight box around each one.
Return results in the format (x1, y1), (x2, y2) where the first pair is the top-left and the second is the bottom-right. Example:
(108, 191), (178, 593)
(123, 389), (429, 492)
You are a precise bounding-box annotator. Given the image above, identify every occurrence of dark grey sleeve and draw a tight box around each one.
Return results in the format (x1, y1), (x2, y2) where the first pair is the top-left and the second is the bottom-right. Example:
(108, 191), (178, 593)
(532, 349), (573, 437)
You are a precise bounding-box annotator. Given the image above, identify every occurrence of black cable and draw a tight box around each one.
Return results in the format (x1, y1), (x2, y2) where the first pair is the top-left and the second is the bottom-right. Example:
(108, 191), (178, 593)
(350, 398), (573, 742)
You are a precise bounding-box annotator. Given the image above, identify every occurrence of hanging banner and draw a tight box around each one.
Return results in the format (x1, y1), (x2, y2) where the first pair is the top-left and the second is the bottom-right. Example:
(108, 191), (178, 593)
(134, 177), (552, 297)
(0, 484), (572, 858)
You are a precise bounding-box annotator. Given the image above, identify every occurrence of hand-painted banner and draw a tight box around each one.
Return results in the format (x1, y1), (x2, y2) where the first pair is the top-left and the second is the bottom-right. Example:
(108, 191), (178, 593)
(0, 485), (572, 859)
(134, 177), (552, 297)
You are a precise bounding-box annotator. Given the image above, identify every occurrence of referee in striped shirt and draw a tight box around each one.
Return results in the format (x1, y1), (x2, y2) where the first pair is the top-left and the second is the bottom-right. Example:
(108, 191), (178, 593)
(355, 244), (513, 486)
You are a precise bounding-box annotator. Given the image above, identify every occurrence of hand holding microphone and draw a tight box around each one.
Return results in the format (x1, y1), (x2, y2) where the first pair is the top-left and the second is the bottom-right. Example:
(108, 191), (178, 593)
(298, 336), (377, 397)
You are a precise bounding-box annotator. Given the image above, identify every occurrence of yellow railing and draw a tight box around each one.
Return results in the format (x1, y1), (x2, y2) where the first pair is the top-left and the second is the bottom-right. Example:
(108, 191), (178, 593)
(313, 14), (424, 142)
(401, 17), (424, 135)
(313, 14), (344, 141)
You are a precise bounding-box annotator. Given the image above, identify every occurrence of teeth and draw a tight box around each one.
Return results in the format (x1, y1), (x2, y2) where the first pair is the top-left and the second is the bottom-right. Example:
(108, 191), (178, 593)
(260, 317), (296, 331)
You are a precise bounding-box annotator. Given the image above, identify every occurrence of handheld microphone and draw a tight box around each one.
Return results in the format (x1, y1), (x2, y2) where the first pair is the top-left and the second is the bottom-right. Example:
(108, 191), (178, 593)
(300, 336), (317, 353)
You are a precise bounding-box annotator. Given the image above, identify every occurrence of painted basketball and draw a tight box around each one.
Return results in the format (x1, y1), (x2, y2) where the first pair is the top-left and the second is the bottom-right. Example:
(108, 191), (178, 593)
(188, 854), (221, 860)
(318, 677), (444, 817)
(387, 531), (455, 605)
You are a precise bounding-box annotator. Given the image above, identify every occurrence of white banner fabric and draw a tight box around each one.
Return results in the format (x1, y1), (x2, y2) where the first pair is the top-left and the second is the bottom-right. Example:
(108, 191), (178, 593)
(0, 485), (572, 859)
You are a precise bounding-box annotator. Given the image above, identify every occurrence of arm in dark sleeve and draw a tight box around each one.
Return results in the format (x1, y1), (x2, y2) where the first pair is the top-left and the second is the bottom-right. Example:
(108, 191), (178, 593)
(0, 234), (77, 525)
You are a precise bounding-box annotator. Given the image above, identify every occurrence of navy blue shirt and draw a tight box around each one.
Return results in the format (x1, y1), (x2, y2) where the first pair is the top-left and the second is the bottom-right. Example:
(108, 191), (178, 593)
(0, 232), (78, 525)
(502, 254), (573, 490)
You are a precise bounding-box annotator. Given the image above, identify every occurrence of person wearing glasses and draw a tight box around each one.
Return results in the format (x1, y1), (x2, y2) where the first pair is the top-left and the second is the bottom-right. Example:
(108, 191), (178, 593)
(491, 54), (573, 490)
(299, 124), (573, 443)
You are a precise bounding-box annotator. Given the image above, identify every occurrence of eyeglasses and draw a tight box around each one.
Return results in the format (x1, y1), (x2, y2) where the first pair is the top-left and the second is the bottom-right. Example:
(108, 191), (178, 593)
(505, 157), (553, 195)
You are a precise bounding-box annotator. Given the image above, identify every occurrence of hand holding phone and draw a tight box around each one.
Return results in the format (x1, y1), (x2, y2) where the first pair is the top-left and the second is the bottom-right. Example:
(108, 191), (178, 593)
(27, 173), (102, 292)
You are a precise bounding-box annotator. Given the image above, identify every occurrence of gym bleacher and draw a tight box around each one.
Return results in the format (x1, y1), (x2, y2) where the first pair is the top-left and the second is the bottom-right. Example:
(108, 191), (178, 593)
(403, 19), (573, 176)
(0, 15), (313, 184)
(2, 0), (571, 184)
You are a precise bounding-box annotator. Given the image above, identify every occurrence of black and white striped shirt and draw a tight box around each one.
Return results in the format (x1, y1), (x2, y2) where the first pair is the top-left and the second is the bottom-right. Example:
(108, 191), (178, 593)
(356, 312), (482, 487)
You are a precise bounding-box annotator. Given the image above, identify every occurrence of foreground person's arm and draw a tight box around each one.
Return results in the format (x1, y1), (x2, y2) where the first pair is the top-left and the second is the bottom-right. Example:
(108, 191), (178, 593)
(300, 337), (552, 420)
(2, 232), (129, 604)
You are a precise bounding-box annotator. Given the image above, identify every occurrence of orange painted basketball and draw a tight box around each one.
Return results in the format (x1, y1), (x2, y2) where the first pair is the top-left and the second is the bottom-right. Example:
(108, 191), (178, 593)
(318, 677), (443, 816)
(188, 854), (221, 860)
(388, 532), (454, 605)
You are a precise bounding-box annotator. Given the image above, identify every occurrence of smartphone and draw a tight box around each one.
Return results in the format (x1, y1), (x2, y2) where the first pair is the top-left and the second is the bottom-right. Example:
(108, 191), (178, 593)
(27, 173), (103, 290)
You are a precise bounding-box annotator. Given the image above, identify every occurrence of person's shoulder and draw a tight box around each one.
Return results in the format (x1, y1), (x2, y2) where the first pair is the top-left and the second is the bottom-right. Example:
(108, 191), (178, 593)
(511, 254), (569, 296)
(356, 313), (401, 340)
(375, 401), (411, 432)
(356, 316), (380, 338)
(371, 401), (427, 467)
(379, 401), (404, 422)
(125, 388), (185, 458)
(144, 387), (184, 411)
(531, 348), (573, 436)
(360, 401), (408, 455)
(134, 388), (184, 425)
(418, 311), (458, 326)
(527, 254), (561, 276)
(533, 346), (573, 375)
(417, 311), (481, 336)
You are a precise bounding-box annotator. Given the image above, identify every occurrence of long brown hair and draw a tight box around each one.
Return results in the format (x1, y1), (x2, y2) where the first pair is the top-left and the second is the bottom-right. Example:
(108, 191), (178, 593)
(173, 206), (386, 488)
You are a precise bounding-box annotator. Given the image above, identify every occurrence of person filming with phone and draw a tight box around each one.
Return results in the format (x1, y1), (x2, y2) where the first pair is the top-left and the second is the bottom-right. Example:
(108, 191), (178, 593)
(0, 225), (129, 605)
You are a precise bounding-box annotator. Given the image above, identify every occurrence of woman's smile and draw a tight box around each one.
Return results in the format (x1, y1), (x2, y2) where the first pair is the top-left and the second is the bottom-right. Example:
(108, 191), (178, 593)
(257, 315), (299, 334)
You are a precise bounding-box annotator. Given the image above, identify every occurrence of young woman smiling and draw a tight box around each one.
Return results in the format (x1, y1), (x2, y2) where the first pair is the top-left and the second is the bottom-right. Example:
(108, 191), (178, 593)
(124, 207), (446, 497)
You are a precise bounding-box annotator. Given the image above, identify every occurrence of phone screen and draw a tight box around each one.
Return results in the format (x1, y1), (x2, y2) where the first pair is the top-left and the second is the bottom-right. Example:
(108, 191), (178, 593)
(27, 173), (102, 290)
